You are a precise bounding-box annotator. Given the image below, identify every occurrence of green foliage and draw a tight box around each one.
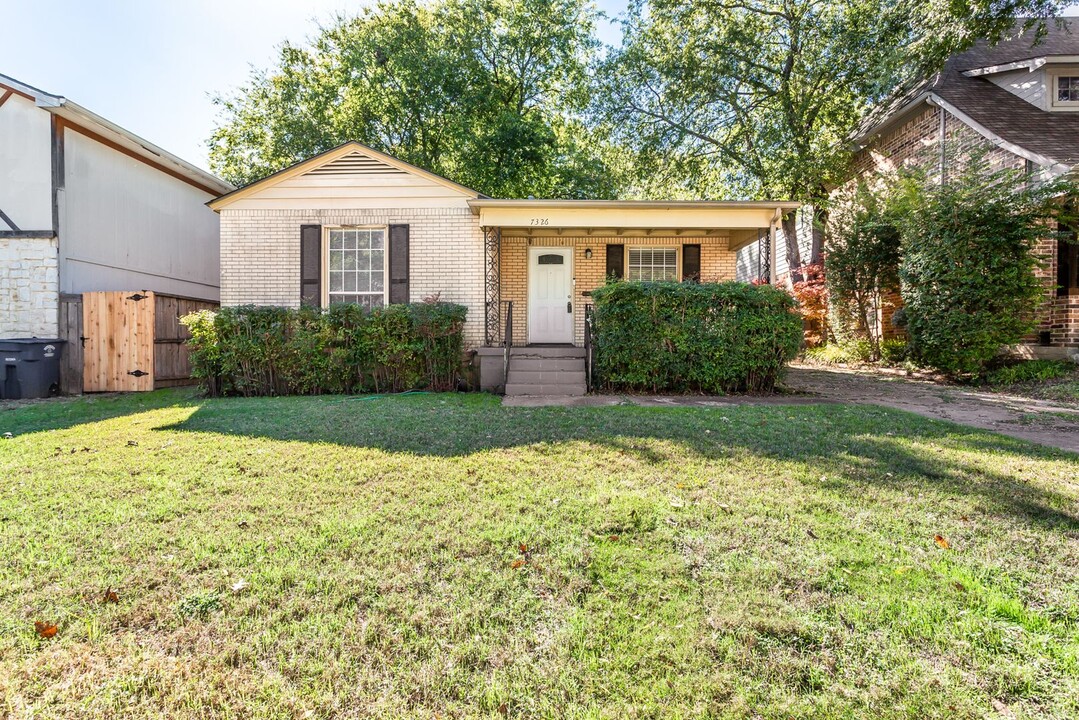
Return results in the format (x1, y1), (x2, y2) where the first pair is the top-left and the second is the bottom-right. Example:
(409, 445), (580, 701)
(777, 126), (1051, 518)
(177, 591), (222, 620)
(181, 303), (467, 396)
(984, 360), (1073, 387)
(879, 339), (910, 364)
(826, 181), (901, 356)
(891, 158), (1075, 376)
(209, 0), (615, 199)
(591, 281), (802, 393)
(803, 338), (908, 365)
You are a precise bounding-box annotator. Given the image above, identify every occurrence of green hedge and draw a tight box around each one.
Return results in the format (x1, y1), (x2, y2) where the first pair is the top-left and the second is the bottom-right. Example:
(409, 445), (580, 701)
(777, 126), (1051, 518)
(591, 281), (802, 393)
(180, 303), (467, 396)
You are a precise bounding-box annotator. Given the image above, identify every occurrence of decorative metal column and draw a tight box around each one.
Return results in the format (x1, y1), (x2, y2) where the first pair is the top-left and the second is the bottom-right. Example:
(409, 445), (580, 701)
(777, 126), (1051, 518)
(758, 228), (771, 283)
(483, 226), (501, 345)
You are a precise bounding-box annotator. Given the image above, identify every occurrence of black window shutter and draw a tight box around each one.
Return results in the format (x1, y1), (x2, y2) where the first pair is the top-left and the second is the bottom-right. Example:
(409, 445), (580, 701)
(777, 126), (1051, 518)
(682, 244), (701, 282)
(300, 224), (322, 307)
(388, 224), (410, 304)
(605, 243), (625, 280)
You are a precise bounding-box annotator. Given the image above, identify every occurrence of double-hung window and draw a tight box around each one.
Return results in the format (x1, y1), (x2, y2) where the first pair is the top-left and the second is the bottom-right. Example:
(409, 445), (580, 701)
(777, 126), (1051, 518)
(327, 228), (386, 307)
(1053, 74), (1079, 108)
(627, 247), (678, 281)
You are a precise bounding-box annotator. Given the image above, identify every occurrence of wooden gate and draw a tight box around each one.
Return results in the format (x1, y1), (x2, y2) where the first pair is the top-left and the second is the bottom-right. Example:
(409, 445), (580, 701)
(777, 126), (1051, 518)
(82, 291), (155, 392)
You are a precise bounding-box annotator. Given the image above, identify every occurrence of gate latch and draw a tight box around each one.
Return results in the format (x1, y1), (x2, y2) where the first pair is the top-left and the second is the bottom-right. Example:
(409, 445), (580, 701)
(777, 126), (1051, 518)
(127, 293), (149, 302)
(128, 369), (149, 377)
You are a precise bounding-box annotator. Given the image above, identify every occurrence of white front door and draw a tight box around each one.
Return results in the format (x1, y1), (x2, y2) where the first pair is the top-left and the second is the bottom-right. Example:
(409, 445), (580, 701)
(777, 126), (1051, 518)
(528, 247), (574, 344)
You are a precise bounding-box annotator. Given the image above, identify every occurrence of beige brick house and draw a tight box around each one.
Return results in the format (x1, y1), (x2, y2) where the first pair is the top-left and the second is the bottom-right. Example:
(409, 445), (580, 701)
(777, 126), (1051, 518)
(210, 142), (797, 394)
(842, 24), (1079, 355)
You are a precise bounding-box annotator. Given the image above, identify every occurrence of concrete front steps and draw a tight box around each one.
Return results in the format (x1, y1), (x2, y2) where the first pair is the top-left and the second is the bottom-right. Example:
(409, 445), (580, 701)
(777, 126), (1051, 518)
(504, 346), (587, 397)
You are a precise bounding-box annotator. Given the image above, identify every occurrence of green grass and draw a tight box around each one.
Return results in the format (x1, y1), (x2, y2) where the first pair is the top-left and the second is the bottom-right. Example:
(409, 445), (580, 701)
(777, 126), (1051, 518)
(1, 390), (1078, 719)
(985, 362), (1079, 404)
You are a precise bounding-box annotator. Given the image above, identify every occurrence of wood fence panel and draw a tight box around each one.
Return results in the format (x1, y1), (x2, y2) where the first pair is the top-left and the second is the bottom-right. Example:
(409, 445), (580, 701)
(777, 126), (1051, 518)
(58, 294), (83, 395)
(153, 294), (216, 388)
(82, 291), (155, 392)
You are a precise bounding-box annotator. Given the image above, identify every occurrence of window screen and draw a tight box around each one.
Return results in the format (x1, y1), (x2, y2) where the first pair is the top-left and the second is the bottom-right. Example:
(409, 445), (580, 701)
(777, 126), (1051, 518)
(327, 229), (386, 307)
(627, 247), (678, 281)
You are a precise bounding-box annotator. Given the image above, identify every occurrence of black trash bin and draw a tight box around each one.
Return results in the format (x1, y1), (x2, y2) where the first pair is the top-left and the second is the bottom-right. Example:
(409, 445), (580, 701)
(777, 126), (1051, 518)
(0, 339), (66, 399)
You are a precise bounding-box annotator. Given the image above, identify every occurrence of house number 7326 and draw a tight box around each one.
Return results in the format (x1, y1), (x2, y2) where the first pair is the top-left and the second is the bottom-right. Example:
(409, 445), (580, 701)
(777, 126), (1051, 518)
(530, 218), (549, 226)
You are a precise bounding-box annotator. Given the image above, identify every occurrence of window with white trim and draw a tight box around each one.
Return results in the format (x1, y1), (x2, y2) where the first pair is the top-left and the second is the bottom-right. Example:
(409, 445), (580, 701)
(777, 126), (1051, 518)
(327, 228), (386, 307)
(1053, 74), (1079, 106)
(627, 247), (678, 281)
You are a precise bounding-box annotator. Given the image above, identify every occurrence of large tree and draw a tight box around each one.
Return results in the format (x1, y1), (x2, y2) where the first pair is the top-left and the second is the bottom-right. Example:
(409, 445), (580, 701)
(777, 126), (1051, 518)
(596, 0), (1070, 280)
(209, 0), (614, 199)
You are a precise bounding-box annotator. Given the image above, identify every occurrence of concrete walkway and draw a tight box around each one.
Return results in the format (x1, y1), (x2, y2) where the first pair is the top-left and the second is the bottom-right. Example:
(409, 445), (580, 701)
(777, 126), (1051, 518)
(503, 365), (1079, 454)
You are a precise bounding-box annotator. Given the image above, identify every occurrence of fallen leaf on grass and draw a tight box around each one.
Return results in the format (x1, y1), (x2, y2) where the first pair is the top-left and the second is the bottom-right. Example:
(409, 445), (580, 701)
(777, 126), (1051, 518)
(126, 440), (138, 447)
(34, 621), (58, 638)
(953, 582), (966, 592)
(510, 559), (526, 569)
(518, 543), (528, 554)
(608, 535), (619, 542)
(894, 566), (911, 575)
(237, 520), (249, 530)
(806, 528), (819, 539)
(231, 579), (249, 593)
(103, 587), (119, 604)
(934, 535), (951, 550)
(498, 703), (508, 717)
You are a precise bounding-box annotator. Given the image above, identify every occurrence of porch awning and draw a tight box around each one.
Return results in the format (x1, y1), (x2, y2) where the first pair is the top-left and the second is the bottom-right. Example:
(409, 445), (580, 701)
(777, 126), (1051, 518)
(468, 199), (799, 251)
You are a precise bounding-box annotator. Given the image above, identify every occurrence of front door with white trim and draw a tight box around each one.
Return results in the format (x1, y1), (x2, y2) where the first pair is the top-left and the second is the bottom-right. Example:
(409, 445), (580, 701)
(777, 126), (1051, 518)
(528, 247), (574, 344)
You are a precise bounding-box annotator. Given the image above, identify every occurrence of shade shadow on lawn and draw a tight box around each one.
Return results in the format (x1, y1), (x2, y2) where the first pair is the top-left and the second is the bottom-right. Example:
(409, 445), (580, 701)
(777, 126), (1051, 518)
(154, 392), (1079, 533)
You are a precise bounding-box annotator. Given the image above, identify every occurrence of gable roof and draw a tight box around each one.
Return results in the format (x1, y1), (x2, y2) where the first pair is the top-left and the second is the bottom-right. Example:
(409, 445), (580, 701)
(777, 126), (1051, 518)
(853, 19), (1079, 170)
(0, 72), (233, 196)
(208, 141), (484, 210)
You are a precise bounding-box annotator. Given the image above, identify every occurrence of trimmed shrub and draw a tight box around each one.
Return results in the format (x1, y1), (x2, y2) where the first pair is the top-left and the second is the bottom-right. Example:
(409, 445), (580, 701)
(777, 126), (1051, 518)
(181, 302), (466, 396)
(591, 281), (802, 393)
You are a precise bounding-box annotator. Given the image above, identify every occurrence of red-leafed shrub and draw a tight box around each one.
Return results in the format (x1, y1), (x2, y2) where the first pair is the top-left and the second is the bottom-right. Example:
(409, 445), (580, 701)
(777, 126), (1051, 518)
(790, 262), (829, 346)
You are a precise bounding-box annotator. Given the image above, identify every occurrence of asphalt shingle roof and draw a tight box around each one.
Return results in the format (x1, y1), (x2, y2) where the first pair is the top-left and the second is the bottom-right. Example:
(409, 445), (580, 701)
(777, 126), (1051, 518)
(859, 20), (1079, 167)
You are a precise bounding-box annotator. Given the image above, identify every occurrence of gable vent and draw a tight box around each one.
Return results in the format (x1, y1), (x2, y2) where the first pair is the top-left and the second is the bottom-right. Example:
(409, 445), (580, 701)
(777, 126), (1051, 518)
(307, 151), (407, 176)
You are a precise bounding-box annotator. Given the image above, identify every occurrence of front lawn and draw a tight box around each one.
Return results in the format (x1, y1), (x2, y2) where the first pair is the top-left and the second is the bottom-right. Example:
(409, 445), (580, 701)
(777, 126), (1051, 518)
(1, 391), (1077, 719)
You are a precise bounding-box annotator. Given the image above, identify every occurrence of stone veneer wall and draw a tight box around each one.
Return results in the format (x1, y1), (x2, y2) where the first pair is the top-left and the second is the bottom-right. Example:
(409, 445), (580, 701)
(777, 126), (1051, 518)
(499, 236), (735, 347)
(219, 207), (487, 348)
(839, 106), (1076, 348)
(0, 236), (59, 338)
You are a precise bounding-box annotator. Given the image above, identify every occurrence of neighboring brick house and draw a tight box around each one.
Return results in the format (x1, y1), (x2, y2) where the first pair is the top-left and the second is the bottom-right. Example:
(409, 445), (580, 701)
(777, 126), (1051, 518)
(210, 141), (796, 394)
(840, 25), (1079, 356)
(0, 73), (233, 341)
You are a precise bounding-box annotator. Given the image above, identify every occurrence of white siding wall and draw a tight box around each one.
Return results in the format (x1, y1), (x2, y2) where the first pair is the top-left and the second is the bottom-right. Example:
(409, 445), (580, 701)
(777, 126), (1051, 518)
(0, 93), (52, 231)
(734, 209), (812, 283)
(735, 241), (763, 282)
(61, 130), (221, 300)
(988, 68), (1048, 110)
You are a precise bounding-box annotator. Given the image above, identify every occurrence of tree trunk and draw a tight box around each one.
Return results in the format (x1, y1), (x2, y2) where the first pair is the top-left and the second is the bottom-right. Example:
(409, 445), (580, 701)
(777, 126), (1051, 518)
(781, 211), (804, 283)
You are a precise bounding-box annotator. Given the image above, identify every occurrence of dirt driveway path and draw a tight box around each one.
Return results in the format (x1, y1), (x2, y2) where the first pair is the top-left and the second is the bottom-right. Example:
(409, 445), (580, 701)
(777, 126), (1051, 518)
(784, 365), (1079, 454)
